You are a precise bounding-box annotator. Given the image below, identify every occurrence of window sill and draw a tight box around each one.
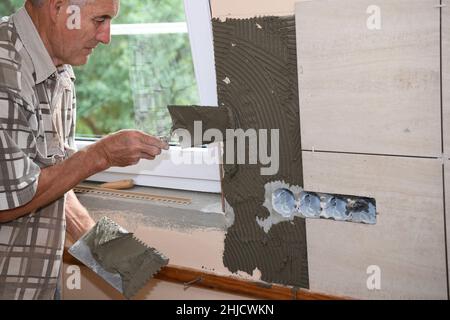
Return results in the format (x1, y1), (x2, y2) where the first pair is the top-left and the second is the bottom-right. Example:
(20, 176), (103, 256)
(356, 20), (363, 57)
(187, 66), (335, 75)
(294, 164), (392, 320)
(76, 140), (222, 193)
(75, 181), (228, 231)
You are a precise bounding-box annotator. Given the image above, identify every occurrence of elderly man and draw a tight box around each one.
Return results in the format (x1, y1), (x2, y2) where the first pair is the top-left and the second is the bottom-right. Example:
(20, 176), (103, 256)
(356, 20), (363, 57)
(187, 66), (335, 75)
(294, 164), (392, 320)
(0, 0), (168, 299)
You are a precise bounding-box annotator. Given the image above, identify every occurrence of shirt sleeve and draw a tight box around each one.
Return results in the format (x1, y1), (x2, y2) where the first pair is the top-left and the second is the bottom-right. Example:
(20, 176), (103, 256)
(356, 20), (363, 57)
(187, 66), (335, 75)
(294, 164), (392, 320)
(0, 89), (40, 210)
(66, 79), (78, 157)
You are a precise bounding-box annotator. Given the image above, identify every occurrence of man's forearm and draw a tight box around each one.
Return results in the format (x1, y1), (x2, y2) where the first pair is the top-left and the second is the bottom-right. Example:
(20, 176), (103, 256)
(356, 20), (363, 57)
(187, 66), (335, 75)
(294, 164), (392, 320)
(65, 190), (95, 241)
(0, 145), (106, 223)
(0, 130), (168, 223)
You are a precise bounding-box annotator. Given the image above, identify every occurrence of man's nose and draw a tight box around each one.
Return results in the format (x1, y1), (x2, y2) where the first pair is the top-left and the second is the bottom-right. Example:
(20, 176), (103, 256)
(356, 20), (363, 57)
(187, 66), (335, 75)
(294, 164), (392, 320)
(96, 22), (111, 45)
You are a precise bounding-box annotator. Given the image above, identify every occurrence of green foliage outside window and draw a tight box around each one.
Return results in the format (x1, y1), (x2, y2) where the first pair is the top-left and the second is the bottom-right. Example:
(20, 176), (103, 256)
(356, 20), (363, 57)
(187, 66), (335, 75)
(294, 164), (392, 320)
(0, 0), (199, 138)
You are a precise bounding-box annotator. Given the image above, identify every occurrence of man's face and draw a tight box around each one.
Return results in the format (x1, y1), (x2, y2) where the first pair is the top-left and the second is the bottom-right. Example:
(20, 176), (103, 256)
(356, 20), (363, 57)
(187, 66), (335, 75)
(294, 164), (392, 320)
(51, 0), (120, 66)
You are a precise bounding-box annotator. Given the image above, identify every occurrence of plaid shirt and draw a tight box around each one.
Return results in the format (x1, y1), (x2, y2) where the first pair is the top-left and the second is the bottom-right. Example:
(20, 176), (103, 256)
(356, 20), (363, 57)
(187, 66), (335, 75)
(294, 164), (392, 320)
(0, 7), (77, 299)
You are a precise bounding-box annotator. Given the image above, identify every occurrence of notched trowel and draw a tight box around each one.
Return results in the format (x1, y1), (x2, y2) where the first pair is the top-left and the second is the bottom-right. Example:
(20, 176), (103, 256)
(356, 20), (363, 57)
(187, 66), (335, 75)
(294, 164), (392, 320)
(68, 216), (169, 299)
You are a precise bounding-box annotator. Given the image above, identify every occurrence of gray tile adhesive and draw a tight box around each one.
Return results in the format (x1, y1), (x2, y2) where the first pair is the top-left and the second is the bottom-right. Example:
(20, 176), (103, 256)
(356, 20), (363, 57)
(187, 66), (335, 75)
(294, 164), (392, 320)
(168, 16), (309, 288)
(68, 217), (169, 299)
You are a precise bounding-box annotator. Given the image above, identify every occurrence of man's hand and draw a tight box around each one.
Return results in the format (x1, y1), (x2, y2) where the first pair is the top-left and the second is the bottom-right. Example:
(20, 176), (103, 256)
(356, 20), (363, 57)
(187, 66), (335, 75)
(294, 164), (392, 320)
(88, 130), (170, 171)
(65, 190), (95, 241)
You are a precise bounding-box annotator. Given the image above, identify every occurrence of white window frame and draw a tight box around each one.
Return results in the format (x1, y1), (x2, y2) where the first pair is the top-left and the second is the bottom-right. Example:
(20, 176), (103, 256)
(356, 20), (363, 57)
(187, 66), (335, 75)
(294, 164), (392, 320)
(77, 0), (221, 193)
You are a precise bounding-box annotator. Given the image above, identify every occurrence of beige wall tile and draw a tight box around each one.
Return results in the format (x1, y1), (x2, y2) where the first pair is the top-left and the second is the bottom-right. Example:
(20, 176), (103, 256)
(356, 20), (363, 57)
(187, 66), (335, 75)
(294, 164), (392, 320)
(296, 0), (441, 157)
(303, 151), (447, 299)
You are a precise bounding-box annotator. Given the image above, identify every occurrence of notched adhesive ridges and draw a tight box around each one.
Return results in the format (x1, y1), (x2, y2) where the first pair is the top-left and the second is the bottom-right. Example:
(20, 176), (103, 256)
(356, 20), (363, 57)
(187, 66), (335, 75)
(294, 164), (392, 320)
(166, 16), (308, 288)
(213, 17), (309, 288)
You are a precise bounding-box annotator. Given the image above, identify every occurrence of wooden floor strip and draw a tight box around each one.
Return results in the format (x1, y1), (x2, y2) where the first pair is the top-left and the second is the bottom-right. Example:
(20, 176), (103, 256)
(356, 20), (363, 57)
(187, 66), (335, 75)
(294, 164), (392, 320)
(64, 250), (347, 300)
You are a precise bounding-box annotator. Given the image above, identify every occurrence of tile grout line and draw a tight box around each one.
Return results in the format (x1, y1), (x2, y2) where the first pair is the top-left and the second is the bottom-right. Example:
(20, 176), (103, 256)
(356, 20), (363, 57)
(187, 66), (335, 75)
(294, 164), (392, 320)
(442, 164), (449, 300)
(301, 149), (439, 160)
(439, 0), (450, 300)
(441, 0), (450, 299)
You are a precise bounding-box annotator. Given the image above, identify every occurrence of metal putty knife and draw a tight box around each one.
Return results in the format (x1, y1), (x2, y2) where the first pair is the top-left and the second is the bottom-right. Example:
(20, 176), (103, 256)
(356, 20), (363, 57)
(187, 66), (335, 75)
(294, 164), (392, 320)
(68, 216), (169, 299)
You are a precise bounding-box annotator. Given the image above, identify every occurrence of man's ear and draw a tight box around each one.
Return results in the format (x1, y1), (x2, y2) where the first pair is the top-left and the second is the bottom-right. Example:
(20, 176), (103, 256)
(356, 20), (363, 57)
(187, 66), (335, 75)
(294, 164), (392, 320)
(48, 0), (66, 24)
